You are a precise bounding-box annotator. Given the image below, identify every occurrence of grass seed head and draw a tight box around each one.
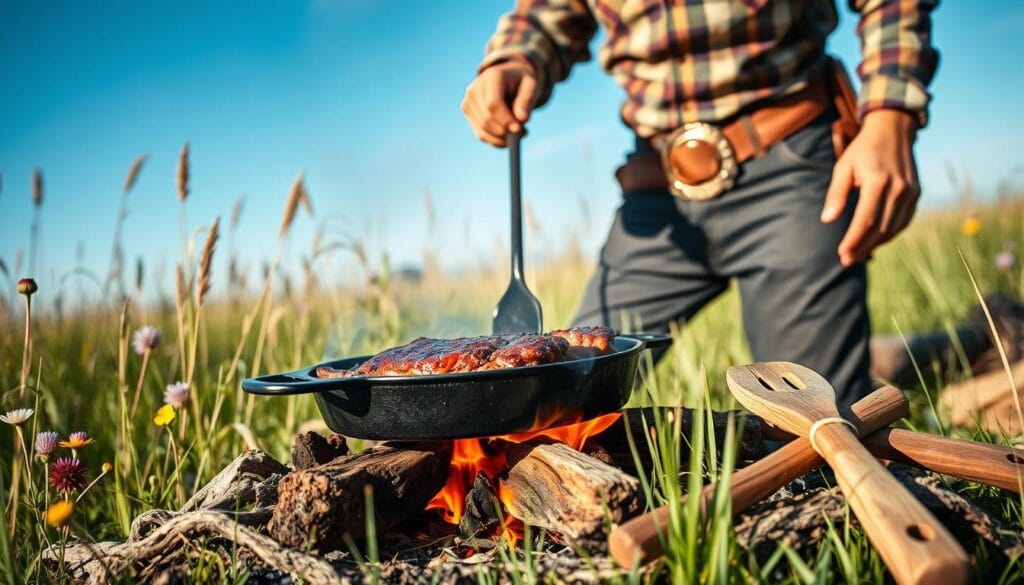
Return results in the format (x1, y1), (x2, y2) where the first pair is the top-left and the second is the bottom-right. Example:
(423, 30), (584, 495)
(197, 217), (220, 305)
(176, 142), (190, 202)
(124, 154), (148, 194)
(279, 172), (309, 240)
(32, 168), (43, 207)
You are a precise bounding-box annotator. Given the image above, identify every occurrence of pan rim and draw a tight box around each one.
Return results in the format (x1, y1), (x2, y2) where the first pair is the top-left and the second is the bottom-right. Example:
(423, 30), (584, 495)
(310, 336), (645, 384)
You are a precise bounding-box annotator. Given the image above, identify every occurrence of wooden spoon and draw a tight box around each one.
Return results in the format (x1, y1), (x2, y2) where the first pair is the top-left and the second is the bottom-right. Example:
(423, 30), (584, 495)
(763, 423), (1024, 494)
(608, 384), (908, 569)
(727, 363), (970, 585)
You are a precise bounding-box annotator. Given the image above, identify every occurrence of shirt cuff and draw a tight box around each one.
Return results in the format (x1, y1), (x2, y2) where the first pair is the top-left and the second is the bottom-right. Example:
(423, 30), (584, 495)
(858, 74), (931, 129)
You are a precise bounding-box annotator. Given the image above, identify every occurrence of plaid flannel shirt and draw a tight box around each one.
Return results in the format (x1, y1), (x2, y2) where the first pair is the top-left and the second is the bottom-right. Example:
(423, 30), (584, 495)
(479, 0), (939, 138)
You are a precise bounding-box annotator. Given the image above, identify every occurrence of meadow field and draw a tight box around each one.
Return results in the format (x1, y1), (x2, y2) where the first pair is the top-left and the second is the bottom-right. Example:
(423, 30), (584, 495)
(2, 165), (1024, 583)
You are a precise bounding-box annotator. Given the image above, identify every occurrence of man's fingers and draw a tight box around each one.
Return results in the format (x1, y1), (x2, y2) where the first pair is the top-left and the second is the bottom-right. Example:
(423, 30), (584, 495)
(837, 175), (887, 266)
(465, 99), (507, 147)
(822, 161), (854, 223)
(512, 75), (538, 125)
(481, 76), (517, 134)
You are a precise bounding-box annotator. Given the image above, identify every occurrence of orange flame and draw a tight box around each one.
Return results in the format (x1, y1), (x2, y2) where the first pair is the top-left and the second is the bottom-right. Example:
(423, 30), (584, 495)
(425, 412), (622, 530)
(496, 481), (523, 548)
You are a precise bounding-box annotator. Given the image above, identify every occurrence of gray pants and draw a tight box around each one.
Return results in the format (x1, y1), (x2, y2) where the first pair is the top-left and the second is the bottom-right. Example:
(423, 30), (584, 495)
(572, 110), (873, 405)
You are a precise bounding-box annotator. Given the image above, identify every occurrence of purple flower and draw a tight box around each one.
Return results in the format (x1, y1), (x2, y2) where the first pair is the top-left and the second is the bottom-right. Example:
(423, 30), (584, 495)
(163, 381), (190, 407)
(132, 325), (161, 355)
(996, 251), (1015, 272)
(35, 431), (60, 459)
(50, 457), (87, 492)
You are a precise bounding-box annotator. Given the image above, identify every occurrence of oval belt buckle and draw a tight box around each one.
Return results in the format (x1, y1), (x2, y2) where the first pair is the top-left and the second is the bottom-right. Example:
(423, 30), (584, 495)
(660, 122), (739, 201)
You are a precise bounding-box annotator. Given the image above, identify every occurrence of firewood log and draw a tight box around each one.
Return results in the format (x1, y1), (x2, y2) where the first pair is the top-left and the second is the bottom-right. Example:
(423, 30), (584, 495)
(268, 442), (451, 551)
(504, 442), (640, 552)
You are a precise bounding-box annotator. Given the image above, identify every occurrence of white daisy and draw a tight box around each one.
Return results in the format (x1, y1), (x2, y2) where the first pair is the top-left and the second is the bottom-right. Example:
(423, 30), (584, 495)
(0, 408), (34, 425)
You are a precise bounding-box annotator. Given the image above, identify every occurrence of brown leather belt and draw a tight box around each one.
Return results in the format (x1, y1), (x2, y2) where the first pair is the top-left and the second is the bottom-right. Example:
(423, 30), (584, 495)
(616, 61), (856, 200)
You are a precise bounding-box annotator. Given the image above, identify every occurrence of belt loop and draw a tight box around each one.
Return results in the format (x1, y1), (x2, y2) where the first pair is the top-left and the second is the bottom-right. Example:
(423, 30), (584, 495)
(739, 115), (766, 159)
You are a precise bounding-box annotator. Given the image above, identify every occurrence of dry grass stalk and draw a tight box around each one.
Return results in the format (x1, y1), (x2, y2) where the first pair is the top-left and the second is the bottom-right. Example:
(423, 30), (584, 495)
(177, 143), (190, 202)
(31, 168), (43, 207)
(422, 187), (435, 233)
(279, 172), (308, 240)
(197, 217), (221, 306)
(230, 195), (245, 230)
(135, 257), (144, 293)
(175, 265), (188, 310)
(123, 154), (148, 194)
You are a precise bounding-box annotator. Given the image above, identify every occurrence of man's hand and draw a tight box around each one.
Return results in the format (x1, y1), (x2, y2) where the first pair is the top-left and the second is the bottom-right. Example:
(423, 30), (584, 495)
(461, 60), (540, 147)
(821, 109), (921, 267)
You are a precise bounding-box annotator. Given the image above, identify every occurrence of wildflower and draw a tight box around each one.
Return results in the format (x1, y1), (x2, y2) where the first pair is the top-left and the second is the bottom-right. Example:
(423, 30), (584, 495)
(35, 431), (60, 461)
(0, 408), (34, 425)
(50, 457), (87, 492)
(132, 325), (161, 355)
(59, 432), (95, 449)
(962, 216), (982, 237)
(102, 462), (113, 474)
(154, 405), (176, 426)
(17, 278), (38, 296)
(45, 501), (74, 527)
(163, 381), (190, 407)
(996, 251), (1015, 272)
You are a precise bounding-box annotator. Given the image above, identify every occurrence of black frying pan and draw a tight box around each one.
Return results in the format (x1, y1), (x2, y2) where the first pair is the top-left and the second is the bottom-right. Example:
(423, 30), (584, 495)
(242, 333), (671, 440)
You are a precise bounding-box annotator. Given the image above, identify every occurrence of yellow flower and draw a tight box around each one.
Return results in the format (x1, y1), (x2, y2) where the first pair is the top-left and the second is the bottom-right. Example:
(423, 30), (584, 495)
(153, 405), (176, 426)
(102, 462), (113, 474)
(962, 216), (982, 237)
(45, 500), (74, 527)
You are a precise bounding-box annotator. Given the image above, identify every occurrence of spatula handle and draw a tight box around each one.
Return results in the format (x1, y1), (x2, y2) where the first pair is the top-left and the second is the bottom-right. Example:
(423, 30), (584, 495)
(863, 427), (1024, 493)
(814, 425), (971, 585)
(608, 385), (909, 569)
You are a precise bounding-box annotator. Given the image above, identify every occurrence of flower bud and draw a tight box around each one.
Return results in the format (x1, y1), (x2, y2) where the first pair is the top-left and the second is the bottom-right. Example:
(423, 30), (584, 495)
(17, 278), (37, 296)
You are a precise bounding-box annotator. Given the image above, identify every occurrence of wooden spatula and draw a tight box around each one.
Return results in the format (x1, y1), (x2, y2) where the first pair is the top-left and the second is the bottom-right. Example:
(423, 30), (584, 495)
(609, 384), (909, 569)
(492, 131), (543, 334)
(727, 363), (970, 585)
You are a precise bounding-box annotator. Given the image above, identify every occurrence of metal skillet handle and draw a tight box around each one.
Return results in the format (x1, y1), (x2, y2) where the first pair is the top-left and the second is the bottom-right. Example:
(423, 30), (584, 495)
(242, 368), (357, 396)
(621, 332), (673, 350)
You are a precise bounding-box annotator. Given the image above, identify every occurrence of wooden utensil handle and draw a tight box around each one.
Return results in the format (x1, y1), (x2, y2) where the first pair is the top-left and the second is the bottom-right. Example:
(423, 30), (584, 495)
(863, 428), (1024, 493)
(608, 385), (909, 569)
(815, 425), (970, 585)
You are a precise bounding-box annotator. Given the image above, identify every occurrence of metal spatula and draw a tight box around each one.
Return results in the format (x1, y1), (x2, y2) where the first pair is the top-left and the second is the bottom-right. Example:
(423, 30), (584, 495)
(493, 131), (543, 334)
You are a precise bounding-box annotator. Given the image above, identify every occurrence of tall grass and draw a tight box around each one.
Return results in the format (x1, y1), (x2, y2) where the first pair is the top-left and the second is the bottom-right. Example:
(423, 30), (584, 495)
(0, 156), (1022, 582)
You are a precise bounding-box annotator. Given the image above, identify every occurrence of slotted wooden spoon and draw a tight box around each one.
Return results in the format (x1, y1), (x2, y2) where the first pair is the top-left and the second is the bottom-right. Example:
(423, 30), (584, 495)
(727, 363), (969, 585)
(609, 384), (908, 569)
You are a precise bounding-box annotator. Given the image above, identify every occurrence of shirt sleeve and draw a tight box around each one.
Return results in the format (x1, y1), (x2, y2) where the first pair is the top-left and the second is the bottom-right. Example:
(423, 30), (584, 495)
(849, 0), (939, 127)
(479, 0), (597, 107)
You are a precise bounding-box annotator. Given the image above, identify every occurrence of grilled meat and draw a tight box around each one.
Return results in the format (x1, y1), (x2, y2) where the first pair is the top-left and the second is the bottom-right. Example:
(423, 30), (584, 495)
(315, 326), (617, 378)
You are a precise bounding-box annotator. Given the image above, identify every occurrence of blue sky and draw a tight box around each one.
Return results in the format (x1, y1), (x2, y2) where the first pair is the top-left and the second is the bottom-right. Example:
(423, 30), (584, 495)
(2, 1), (1023, 300)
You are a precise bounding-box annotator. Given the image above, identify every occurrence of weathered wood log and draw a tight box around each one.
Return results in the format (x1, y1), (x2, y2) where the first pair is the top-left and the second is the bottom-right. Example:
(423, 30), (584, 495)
(268, 442), (451, 552)
(180, 449), (288, 512)
(939, 358), (1024, 427)
(292, 431), (350, 469)
(46, 510), (343, 585)
(592, 408), (765, 476)
(504, 442), (640, 552)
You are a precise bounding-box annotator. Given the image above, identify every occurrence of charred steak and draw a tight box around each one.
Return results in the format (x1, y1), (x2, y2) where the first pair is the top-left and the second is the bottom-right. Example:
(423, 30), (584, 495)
(315, 326), (617, 378)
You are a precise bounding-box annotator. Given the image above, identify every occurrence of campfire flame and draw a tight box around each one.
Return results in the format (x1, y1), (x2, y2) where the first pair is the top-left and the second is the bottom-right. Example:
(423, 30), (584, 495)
(425, 412), (622, 536)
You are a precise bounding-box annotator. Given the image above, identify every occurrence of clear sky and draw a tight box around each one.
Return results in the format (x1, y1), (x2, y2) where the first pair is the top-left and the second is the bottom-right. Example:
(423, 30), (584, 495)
(2, 1), (1023, 300)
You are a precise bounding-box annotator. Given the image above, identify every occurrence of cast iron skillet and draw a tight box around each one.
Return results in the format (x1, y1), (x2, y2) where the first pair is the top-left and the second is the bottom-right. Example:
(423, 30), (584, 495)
(242, 333), (671, 440)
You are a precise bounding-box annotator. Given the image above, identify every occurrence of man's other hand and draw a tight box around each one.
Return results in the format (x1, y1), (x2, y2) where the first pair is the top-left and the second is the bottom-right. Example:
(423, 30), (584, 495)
(820, 109), (921, 267)
(462, 60), (539, 147)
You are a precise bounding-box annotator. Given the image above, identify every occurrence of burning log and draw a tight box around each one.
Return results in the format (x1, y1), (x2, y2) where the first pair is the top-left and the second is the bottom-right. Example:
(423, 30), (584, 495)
(459, 472), (500, 539)
(268, 442), (451, 551)
(504, 442), (640, 551)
